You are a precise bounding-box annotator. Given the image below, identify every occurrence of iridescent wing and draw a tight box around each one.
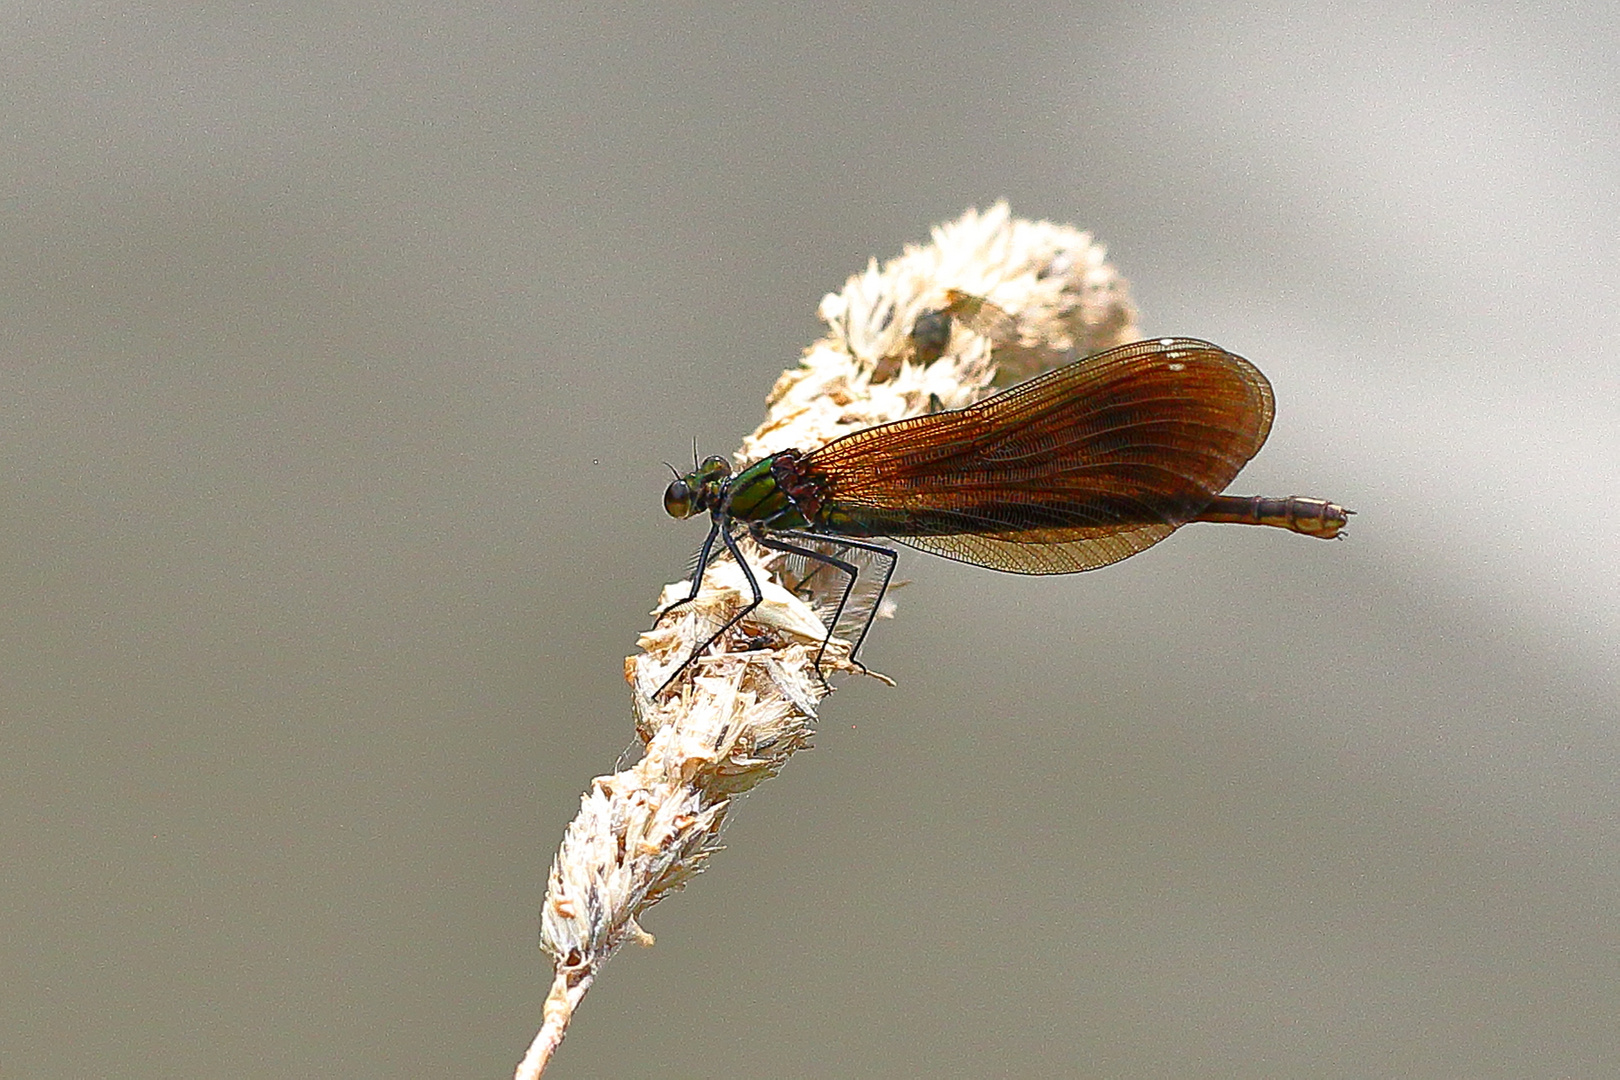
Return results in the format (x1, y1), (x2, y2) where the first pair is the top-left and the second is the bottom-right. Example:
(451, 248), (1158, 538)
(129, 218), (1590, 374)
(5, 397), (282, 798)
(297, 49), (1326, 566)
(800, 338), (1274, 574)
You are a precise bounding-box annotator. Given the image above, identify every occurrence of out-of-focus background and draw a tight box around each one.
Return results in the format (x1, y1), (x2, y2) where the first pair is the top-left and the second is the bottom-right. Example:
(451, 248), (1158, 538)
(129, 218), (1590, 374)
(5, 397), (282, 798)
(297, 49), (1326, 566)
(3, 3), (1616, 1077)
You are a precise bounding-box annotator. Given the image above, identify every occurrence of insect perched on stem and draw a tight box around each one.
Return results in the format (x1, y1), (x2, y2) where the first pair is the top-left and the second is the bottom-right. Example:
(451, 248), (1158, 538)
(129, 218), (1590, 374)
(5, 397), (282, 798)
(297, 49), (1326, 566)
(868, 287), (1022, 380)
(654, 294), (1349, 694)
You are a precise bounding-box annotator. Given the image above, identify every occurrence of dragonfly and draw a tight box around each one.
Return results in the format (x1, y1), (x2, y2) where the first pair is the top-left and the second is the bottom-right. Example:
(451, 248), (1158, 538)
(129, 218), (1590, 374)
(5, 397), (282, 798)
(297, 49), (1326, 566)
(654, 297), (1348, 693)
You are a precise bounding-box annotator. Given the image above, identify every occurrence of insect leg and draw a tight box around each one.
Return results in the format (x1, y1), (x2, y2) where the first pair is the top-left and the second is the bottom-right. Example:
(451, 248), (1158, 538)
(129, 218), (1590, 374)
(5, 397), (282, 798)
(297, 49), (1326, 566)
(655, 522), (766, 695)
(751, 532), (855, 688)
(654, 515), (723, 622)
(799, 534), (897, 670)
(759, 531), (897, 681)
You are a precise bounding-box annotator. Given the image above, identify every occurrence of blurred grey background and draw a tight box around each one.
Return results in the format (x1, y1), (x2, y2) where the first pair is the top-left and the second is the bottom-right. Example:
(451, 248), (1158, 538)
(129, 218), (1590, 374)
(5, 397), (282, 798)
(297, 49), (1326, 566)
(3, 2), (1616, 1077)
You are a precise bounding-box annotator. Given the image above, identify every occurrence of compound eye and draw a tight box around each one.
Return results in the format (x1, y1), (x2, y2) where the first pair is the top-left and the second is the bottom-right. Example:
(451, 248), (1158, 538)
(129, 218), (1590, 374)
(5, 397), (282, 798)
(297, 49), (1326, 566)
(663, 478), (695, 519)
(699, 455), (731, 479)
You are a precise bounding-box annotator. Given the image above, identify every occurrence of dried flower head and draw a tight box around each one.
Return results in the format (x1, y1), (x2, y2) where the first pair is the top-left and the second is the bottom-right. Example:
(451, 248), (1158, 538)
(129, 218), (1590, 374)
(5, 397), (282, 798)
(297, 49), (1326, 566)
(517, 203), (1137, 1078)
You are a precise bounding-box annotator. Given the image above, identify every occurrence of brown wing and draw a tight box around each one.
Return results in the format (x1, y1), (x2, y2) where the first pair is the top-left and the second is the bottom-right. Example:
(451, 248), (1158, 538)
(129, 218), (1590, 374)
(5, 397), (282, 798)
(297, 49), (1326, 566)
(800, 338), (1275, 574)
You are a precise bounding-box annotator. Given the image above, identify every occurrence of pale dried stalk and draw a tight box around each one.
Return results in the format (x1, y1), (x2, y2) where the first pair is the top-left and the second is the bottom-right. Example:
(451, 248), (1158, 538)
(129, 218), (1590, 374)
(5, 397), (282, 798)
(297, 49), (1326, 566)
(516, 203), (1138, 1078)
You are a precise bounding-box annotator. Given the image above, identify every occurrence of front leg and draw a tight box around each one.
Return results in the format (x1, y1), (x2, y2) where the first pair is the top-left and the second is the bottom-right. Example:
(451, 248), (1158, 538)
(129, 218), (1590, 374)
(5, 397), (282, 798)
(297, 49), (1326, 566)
(653, 516), (724, 623)
(654, 523), (768, 695)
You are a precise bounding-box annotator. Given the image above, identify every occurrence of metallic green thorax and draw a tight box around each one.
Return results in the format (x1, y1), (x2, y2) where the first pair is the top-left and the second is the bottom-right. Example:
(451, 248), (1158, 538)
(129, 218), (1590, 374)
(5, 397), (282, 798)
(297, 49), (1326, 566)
(664, 449), (911, 538)
(662, 453), (812, 532)
(725, 456), (810, 530)
(657, 446), (904, 697)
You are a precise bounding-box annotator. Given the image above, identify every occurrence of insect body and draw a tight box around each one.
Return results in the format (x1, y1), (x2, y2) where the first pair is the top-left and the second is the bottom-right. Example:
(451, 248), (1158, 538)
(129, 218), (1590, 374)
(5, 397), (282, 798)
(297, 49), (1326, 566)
(657, 333), (1348, 692)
